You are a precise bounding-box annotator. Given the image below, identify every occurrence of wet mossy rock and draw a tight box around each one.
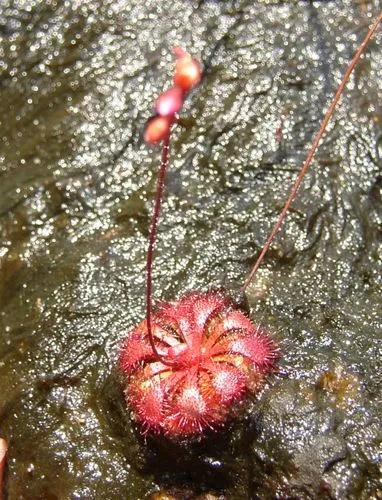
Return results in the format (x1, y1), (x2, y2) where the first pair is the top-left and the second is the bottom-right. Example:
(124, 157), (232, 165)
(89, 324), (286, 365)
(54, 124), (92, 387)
(0, 1), (381, 499)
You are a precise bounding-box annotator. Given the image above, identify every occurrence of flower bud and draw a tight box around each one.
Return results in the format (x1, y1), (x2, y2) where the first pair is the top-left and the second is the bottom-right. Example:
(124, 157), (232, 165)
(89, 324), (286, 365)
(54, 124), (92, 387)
(174, 55), (201, 92)
(155, 86), (184, 117)
(144, 116), (171, 144)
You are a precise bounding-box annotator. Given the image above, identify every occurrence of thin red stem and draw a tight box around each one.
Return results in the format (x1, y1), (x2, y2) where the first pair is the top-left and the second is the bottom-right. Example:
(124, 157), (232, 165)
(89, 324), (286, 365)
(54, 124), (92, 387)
(0, 438), (6, 500)
(242, 11), (382, 292)
(146, 132), (174, 366)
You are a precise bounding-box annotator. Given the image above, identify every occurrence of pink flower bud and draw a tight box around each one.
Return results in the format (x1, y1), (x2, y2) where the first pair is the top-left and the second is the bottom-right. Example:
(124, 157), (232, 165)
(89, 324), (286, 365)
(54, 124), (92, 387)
(144, 116), (171, 144)
(174, 55), (202, 92)
(173, 46), (188, 59)
(155, 86), (184, 117)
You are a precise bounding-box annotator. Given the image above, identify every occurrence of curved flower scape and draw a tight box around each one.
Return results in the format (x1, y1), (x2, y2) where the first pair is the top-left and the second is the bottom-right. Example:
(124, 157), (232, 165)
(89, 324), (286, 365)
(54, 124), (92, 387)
(119, 291), (277, 437)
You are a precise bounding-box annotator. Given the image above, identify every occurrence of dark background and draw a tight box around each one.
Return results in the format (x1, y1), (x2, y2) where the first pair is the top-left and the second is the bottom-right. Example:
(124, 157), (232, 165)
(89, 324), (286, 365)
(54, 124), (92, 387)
(0, 1), (381, 498)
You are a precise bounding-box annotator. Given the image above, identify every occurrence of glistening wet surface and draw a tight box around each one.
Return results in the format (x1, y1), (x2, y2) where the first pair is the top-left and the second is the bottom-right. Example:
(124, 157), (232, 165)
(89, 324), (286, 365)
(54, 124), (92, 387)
(0, 1), (381, 498)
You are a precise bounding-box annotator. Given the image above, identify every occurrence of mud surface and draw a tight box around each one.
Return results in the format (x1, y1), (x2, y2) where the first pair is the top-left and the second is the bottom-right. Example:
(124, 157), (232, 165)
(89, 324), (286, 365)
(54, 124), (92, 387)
(0, 1), (381, 498)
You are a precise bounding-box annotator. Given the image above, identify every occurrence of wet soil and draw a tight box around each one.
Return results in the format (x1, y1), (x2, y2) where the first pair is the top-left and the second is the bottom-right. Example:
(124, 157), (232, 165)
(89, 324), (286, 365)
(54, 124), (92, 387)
(0, 1), (381, 498)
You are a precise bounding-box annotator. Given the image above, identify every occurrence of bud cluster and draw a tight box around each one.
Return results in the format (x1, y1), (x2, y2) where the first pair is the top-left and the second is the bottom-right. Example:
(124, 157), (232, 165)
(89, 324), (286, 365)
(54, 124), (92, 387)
(144, 47), (202, 144)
